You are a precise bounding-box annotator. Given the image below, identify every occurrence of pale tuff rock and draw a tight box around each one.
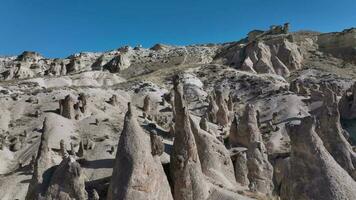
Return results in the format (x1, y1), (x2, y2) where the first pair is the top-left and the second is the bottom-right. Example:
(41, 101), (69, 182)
(271, 56), (290, 77)
(315, 88), (356, 180)
(223, 33), (303, 76)
(77, 141), (85, 158)
(91, 189), (100, 200)
(190, 117), (237, 189)
(229, 104), (263, 147)
(26, 118), (57, 200)
(150, 131), (165, 156)
(228, 104), (273, 195)
(240, 57), (257, 73)
(273, 157), (289, 195)
(246, 42), (276, 74)
(108, 94), (119, 106)
(46, 59), (67, 76)
(143, 95), (151, 113)
(232, 151), (249, 186)
(246, 141), (274, 196)
(45, 156), (88, 200)
(170, 76), (209, 200)
(227, 94), (234, 112)
(59, 95), (75, 119)
(215, 90), (229, 127)
(207, 95), (218, 123)
(104, 54), (131, 73)
(59, 139), (68, 159)
(281, 116), (356, 200)
(107, 103), (173, 200)
(169, 123), (175, 136)
(77, 93), (88, 114)
(199, 114), (209, 132)
(339, 82), (356, 119)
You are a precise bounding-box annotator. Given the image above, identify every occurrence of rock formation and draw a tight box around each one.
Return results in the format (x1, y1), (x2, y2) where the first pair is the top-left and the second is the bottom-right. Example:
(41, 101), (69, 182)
(207, 95), (218, 124)
(108, 94), (119, 106)
(170, 76), (209, 200)
(59, 95), (75, 119)
(150, 131), (165, 156)
(45, 156), (88, 200)
(26, 118), (56, 200)
(339, 82), (356, 119)
(103, 54), (131, 73)
(143, 95), (151, 113)
(199, 114), (209, 132)
(229, 104), (262, 147)
(246, 141), (274, 196)
(215, 90), (229, 127)
(282, 116), (356, 200)
(107, 103), (173, 200)
(190, 117), (237, 189)
(232, 151), (249, 186)
(315, 88), (356, 179)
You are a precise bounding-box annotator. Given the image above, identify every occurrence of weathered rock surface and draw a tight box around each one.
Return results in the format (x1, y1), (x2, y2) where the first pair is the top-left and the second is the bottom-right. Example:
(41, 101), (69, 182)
(315, 88), (356, 180)
(107, 103), (173, 200)
(45, 156), (88, 200)
(229, 104), (262, 148)
(26, 118), (57, 200)
(281, 116), (356, 200)
(170, 77), (209, 200)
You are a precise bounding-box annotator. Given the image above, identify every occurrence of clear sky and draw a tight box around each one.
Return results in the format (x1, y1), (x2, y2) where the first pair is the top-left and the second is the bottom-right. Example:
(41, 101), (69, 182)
(0, 0), (355, 58)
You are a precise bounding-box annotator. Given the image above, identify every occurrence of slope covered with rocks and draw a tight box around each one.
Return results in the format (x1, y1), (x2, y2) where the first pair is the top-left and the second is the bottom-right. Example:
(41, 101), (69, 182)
(0, 24), (355, 200)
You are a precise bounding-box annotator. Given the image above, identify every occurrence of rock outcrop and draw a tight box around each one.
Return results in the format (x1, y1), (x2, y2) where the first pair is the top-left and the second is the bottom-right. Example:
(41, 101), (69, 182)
(339, 82), (356, 119)
(59, 95), (75, 119)
(170, 77), (209, 200)
(215, 90), (229, 127)
(45, 156), (88, 200)
(281, 116), (356, 200)
(229, 104), (262, 148)
(315, 88), (356, 179)
(246, 141), (274, 196)
(26, 118), (56, 200)
(107, 103), (173, 200)
(207, 95), (218, 123)
(190, 116), (237, 189)
(103, 54), (131, 73)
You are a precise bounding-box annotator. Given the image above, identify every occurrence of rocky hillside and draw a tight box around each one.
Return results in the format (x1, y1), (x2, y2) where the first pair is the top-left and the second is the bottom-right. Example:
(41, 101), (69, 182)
(0, 24), (355, 200)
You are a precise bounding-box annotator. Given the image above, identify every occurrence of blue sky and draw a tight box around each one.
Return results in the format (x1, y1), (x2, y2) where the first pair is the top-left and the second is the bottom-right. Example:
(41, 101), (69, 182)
(0, 0), (355, 58)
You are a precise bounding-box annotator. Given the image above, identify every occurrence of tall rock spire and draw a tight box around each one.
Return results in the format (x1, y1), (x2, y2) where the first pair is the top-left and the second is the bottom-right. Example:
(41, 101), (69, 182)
(170, 75), (209, 200)
(107, 103), (173, 200)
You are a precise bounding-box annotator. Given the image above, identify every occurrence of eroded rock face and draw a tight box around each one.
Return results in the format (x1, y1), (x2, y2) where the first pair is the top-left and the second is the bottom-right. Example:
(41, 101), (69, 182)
(281, 116), (356, 200)
(150, 132), (164, 156)
(45, 156), (88, 200)
(59, 95), (75, 119)
(103, 54), (131, 73)
(240, 39), (301, 76)
(215, 90), (229, 127)
(108, 94), (119, 106)
(315, 88), (356, 180)
(229, 104), (262, 147)
(107, 103), (173, 200)
(190, 117), (237, 190)
(170, 77), (209, 200)
(207, 95), (218, 123)
(246, 141), (274, 196)
(339, 82), (356, 119)
(143, 95), (151, 113)
(26, 118), (56, 200)
(233, 151), (249, 186)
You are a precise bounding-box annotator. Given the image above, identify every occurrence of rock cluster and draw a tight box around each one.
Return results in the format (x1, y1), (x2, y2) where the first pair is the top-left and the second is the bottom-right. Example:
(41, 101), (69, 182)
(282, 116), (356, 200)
(59, 94), (88, 119)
